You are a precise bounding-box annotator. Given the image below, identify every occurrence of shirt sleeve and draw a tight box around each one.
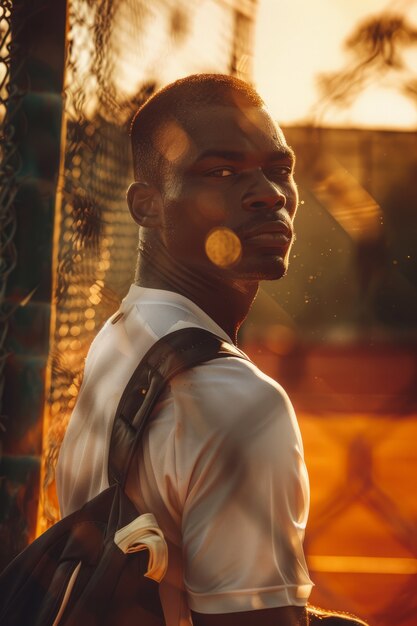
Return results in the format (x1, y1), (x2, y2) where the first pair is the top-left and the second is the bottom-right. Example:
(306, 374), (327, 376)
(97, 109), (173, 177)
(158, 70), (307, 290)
(170, 357), (313, 614)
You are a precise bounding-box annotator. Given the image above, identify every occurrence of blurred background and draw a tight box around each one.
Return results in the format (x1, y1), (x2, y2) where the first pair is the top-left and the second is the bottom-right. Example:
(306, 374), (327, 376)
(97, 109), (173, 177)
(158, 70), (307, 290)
(1, 0), (416, 624)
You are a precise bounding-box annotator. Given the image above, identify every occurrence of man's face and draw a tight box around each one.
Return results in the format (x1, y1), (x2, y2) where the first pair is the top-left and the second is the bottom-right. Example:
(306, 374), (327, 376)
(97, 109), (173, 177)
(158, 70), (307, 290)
(154, 101), (299, 282)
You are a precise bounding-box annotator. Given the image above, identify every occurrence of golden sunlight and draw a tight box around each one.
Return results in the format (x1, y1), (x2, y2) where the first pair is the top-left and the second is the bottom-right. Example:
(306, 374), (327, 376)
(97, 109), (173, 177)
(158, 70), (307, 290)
(253, 0), (417, 130)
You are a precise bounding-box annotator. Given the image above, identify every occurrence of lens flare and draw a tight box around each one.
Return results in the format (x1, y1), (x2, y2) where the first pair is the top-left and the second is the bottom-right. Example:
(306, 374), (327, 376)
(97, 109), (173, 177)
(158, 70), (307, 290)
(205, 227), (242, 268)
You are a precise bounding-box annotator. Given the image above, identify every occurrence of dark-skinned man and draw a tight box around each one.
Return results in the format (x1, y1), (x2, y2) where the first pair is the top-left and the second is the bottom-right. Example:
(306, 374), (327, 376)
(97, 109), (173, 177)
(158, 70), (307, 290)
(57, 74), (368, 626)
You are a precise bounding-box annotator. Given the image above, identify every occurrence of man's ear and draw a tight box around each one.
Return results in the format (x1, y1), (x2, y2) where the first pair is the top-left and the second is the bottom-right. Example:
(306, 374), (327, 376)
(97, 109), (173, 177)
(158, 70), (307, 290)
(126, 182), (162, 228)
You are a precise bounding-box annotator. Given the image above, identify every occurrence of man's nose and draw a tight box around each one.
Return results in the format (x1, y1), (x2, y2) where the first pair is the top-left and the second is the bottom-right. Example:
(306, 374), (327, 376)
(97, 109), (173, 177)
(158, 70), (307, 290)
(242, 169), (286, 212)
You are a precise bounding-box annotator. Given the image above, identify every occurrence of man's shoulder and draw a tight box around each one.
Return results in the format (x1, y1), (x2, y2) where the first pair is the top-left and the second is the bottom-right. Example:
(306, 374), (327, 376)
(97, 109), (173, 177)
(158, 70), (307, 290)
(175, 350), (283, 394)
(169, 351), (294, 430)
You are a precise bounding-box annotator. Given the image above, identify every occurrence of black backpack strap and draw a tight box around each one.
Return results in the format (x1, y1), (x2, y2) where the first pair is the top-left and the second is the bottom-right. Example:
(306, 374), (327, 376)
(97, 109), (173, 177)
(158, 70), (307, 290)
(108, 327), (249, 488)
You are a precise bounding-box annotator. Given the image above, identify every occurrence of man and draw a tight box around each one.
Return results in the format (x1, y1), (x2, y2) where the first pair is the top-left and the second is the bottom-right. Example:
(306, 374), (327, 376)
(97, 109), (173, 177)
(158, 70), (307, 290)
(57, 74), (366, 626)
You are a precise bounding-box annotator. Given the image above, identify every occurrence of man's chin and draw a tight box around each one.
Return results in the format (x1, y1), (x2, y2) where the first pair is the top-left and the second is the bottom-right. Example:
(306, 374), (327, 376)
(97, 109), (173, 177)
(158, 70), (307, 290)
(262, 266), (288, 281)
(235, 256), (289, 281)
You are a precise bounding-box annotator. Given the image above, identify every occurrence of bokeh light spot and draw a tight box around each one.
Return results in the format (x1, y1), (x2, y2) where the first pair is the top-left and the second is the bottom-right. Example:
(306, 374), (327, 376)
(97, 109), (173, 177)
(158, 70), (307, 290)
(58, 324), (69, 337)
(205, 227), (242, 268)
(51, 402), (61, 415)
(154, 120), (191, 163)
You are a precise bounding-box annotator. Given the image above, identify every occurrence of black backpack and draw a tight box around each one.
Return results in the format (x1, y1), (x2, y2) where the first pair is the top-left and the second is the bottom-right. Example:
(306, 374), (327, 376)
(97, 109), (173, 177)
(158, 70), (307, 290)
(0, 328), (248, 626)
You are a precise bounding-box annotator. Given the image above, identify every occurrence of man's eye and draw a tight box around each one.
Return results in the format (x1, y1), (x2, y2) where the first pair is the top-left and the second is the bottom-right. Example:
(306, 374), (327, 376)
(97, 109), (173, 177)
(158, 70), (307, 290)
(206, 167), (235, 177)
(267, 165), (292, 178)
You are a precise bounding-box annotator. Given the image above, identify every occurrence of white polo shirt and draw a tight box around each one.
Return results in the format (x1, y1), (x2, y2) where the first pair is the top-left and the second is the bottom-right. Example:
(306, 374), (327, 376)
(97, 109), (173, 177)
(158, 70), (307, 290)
(56, 285), (313, 626)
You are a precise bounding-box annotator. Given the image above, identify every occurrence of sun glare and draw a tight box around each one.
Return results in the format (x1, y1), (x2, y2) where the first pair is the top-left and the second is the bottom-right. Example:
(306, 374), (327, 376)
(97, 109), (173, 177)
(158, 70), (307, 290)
(253, 0), (417, 130)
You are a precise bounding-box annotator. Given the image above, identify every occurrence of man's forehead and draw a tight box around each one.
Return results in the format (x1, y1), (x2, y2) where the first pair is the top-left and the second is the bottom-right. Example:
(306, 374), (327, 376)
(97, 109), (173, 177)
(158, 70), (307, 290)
(262, 108), (287, 145)
(152, 103), (290, 166)
(188, 103), (286, 145)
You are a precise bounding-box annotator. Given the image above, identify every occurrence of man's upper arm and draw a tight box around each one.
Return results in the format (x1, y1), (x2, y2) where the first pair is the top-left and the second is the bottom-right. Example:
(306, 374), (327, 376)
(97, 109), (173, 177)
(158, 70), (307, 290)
(191, 606), (308, 626)
(171, 357), (312, 616)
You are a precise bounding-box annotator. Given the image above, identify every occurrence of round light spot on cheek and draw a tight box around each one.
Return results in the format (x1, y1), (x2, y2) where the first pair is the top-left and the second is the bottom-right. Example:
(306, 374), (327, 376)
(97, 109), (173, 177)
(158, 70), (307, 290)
(205, 227), (242, 268)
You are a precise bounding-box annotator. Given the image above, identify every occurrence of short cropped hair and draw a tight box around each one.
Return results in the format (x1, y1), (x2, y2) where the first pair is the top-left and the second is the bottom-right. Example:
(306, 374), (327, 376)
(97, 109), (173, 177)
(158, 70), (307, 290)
(130, 73), (265, 185)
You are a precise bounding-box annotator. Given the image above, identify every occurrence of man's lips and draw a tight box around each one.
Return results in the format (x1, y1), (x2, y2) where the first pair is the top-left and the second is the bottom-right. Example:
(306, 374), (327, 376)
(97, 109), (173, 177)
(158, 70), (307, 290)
(241, 221), (293, 246)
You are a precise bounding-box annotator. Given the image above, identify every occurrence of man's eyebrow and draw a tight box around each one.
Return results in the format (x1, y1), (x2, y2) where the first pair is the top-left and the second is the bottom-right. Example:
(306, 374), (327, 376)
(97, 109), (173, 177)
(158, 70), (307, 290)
(194, 147), (295, 163)
(269, 145), (296, 162)
(194, 150), (246, 162)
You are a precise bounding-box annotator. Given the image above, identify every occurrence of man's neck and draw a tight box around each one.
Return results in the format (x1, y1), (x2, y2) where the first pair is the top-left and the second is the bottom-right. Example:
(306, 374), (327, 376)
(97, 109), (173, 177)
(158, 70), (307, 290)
(136, 239), (258, 344)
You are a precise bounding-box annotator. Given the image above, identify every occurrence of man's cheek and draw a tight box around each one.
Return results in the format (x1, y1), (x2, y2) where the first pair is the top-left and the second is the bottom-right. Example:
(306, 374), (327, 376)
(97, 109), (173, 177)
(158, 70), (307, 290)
(193, 189), (228, 224)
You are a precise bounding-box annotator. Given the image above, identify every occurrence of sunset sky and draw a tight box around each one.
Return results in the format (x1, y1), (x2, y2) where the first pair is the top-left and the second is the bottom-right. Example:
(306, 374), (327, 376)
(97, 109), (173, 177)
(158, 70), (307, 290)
(253, 0), (417, 129)
(67, 0), (417, 131)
